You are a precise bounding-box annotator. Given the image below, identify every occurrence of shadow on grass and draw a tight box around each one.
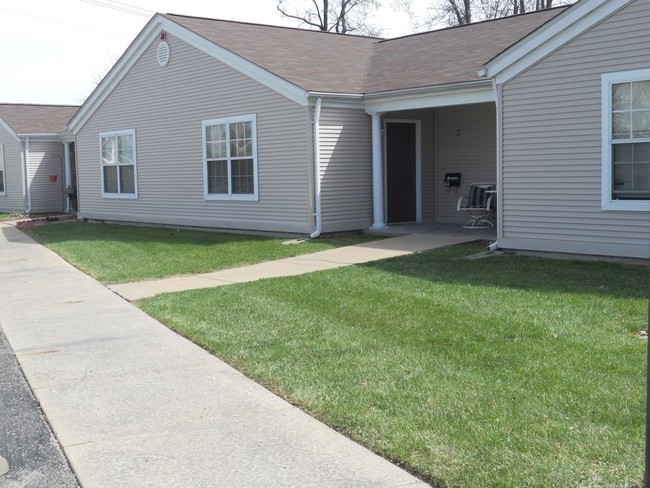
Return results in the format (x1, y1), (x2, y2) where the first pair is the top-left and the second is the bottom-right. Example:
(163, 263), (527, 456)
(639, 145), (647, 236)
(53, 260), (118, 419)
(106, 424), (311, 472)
(360, 242), (650, 301)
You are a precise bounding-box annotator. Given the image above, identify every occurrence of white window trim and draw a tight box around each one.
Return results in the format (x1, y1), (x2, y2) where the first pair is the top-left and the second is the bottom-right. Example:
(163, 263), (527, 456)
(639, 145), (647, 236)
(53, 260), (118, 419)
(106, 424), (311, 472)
(0, 143), (6, 196)
(202, 114), (258, 201)
(99, 129), (138, 199)
(601, 69), (650, 212)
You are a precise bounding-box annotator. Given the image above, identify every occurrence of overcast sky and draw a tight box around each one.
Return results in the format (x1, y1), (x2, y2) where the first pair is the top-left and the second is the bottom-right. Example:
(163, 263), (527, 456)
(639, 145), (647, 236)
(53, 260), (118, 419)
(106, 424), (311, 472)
(0, 0), (430, 106)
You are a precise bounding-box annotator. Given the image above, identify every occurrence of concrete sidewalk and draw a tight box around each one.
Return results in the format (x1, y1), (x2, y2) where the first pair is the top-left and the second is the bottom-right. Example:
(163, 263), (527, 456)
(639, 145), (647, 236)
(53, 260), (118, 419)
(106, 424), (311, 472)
(0, 222), (429, 487)
(110, 229), (487, 301)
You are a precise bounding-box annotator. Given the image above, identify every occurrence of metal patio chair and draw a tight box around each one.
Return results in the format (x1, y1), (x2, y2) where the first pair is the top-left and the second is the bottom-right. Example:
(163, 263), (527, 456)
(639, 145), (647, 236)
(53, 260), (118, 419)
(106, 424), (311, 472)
(456, 182), (496, 228)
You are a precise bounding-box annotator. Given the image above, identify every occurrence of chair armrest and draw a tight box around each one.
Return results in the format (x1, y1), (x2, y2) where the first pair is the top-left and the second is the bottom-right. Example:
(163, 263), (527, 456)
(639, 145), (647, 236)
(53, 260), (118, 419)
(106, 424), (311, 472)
(486, 195), (494, 210)
(457, 195), (468, 211)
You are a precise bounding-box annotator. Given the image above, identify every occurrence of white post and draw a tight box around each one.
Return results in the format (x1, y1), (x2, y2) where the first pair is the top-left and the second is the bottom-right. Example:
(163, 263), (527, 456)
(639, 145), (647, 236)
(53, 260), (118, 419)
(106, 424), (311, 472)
(63, 142), (72, 212)
(370, 112), (387, 230)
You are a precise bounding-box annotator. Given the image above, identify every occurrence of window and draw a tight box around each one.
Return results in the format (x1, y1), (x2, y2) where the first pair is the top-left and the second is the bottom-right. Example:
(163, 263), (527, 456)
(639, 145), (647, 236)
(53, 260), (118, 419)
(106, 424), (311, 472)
(100, 130), (137, 198)
(602, 70), (650, 211)
(0, 144), (5, 195)
(203, 115), (257, 200)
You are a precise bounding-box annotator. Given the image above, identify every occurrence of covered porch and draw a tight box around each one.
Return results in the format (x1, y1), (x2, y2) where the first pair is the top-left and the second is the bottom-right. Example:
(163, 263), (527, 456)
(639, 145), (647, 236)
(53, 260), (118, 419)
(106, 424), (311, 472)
(365, 87), (499, 235)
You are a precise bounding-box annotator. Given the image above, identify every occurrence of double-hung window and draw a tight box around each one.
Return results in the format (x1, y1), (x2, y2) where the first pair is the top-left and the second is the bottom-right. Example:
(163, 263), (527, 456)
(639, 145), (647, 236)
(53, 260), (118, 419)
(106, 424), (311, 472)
(602, 70), (650, 211)
(100, 129), (137, 198)
(203, 115), (258, 200)
(0, 144), (5, 195)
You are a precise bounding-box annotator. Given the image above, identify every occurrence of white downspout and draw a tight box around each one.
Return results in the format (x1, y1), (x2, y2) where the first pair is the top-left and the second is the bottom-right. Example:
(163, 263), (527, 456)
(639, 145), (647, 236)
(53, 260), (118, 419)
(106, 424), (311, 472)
(24, 136), (31, 214)
(64, 142), (72, 212)
(310, 97), (323, 239)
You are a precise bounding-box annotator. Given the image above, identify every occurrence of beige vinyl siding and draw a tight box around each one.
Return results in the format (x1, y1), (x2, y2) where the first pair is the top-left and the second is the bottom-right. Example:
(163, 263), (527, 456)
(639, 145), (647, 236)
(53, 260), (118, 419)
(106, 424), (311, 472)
(0, 126), (24, 212)
(436, 103), (496, 223)
(76, 33), (312, 234)
(501, 0), (650, 259)
(388, 110), (437, 224)
(319, 107), (372, 232)
(27, 140), (65, 213)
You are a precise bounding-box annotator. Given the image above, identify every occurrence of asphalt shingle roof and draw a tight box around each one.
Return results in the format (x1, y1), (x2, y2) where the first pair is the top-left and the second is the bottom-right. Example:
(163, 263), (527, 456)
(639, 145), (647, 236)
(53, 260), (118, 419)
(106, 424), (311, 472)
(166, 7), (567, 95)
(366, 8), (566, 93)
(0, 104), (79, 135)
(165, 14), (378, 94)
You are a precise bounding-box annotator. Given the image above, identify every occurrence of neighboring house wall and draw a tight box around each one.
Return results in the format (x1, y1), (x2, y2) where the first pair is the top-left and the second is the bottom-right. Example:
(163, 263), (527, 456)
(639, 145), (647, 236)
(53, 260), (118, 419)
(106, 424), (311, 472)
(0, 125), (24, 213)
(436, 103), (497, 223)
(28, 140), (65, 214)
(319, 107), (373, 232)
(500, 0), (650, 259)
(76, 33), (313, 234)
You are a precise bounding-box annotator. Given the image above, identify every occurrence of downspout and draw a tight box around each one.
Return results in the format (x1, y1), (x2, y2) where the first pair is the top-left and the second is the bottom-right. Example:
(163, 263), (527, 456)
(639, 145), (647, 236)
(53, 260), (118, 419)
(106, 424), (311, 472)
(310, 97), (323, 239)
(23, 136), (32, 214)
(64, 142), (72, 212)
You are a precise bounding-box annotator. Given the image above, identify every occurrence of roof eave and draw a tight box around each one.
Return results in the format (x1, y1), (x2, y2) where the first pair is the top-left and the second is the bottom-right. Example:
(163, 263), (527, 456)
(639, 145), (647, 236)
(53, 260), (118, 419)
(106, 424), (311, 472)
(0, 117), (19, 141)
(485, 0), (633, 84)
(363, 80), (495, 113)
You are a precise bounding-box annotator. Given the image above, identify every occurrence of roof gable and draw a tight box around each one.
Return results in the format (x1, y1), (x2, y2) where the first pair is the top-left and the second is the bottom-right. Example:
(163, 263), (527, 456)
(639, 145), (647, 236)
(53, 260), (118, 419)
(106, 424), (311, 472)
(0, 103), (78, 136)
(485, 0), (635, 83)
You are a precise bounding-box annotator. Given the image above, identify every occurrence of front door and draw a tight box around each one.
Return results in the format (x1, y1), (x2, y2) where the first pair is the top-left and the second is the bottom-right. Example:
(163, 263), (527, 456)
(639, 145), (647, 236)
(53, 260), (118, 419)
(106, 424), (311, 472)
(386, 122), (417, 223)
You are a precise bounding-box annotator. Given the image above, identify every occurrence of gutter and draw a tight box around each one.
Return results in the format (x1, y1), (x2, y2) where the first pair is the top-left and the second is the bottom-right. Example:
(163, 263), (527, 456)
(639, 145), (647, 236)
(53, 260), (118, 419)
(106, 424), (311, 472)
(310, 98), (323, 239)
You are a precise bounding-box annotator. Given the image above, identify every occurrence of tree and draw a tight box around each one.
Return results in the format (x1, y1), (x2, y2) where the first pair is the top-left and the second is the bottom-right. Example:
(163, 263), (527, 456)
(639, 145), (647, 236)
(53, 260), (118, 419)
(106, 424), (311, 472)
(277, 0), (382, 36)
(422, 0), (572, 28)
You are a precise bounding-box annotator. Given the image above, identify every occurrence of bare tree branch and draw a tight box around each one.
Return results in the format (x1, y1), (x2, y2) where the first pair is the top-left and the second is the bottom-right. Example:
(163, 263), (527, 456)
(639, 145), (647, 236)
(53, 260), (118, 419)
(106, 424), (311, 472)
(424, 0), (572, 27)
(277, 0), (382, 35)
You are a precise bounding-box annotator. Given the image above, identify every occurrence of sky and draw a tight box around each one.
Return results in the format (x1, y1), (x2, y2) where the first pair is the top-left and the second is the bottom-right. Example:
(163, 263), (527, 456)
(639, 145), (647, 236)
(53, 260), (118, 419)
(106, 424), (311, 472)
(0, 0), (430, 106)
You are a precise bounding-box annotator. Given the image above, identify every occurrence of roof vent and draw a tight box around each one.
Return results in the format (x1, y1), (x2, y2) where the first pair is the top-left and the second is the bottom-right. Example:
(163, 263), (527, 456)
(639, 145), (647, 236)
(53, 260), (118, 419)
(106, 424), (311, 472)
(157, 41), (170, 67)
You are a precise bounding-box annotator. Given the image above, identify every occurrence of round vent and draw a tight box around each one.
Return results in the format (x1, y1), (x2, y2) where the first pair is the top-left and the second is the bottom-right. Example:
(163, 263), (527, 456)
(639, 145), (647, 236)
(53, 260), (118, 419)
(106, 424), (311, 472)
(157, 41), (170, 67)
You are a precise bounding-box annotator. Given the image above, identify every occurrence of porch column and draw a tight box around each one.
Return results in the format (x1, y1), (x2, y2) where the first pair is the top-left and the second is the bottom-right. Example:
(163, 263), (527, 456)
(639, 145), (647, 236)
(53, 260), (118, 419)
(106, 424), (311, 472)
(63, 142), (72, 212)
(369, 112), (387, 230)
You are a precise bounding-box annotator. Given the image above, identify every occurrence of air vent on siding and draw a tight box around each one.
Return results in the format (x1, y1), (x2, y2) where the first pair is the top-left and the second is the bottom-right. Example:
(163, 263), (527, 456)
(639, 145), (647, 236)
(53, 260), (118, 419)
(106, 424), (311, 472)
(157, 41), (170, 67)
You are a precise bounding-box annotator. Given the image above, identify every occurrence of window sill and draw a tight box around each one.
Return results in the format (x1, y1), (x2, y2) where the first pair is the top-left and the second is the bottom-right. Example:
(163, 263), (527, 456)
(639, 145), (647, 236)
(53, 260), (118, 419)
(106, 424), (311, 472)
(205, 194), (258, 202)
(102, 193), (138, 200)
(602, 200), (650, 212)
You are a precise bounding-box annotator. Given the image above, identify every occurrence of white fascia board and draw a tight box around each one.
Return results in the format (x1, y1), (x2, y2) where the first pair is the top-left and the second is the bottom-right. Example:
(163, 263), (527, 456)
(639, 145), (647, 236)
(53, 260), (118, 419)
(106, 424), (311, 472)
(16, 133), (62, 141)
(486, 0), (631, 84)
(0, 118), (19, 141)
(68, 15), (309, 133)
(363, 82), (494, 113)
(58, 131), (75, 143)
(67, 15), (163, 133)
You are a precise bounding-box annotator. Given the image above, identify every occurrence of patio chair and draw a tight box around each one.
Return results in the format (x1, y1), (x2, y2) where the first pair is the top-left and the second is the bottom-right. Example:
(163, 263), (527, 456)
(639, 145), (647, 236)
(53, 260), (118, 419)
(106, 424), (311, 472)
(456, 182), (496, 228)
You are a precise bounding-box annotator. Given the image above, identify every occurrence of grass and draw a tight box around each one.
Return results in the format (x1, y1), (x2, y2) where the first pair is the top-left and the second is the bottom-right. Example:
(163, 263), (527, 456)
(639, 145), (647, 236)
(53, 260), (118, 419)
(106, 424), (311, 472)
(138, 243), (649, 487)
(0, 213), (13, 220)
(24, 221), (378, 283)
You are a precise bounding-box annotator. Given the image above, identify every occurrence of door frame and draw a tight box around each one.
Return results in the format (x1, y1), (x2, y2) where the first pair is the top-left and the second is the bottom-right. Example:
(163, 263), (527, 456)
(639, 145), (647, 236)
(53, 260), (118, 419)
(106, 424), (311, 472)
(384, 119), (422, 224)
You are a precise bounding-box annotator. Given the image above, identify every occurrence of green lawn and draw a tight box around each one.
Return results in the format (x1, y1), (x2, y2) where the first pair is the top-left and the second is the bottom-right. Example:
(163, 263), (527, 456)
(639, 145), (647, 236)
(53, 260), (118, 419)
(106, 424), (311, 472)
(24, 221), (377, 283)
(139, 243), (648, 487)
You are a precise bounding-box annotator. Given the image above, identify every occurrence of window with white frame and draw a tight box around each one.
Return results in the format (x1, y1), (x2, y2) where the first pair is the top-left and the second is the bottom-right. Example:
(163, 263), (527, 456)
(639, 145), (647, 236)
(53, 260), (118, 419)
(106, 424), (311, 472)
(203, 115), (257, 200)
(0, 144), (5, 195)
(100, 130), (137, 198)
(602, 70), (650, 210)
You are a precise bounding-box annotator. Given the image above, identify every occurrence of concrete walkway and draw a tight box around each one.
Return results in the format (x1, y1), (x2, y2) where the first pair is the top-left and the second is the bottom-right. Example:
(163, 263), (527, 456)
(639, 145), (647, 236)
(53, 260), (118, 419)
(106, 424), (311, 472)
(110, 228), (491, 301)
(0, 221), (431, 487)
